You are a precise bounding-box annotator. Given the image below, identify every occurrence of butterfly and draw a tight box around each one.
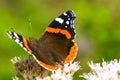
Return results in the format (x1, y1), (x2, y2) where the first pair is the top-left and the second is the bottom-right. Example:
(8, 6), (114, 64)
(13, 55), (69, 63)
(7, 10), (78, 71)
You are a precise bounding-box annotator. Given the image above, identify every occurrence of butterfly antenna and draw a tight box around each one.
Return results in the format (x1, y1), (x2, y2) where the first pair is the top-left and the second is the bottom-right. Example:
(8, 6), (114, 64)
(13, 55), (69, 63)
(28, 18), (33, 36)
(9, 26), (15, 32)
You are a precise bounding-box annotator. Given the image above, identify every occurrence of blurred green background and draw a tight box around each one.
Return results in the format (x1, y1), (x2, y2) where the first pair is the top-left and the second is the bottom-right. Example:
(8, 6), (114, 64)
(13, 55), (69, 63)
(0, 0), (120, 79)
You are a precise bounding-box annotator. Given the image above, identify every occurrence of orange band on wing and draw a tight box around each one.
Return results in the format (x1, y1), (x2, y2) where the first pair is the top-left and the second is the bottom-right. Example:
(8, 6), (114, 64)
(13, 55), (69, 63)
(22, 37), (32, 54)
(39, 61), (56, 70)
(60, 30), (71, 39)
(46, 27), (71, 39)
(65, 43), (78, 63)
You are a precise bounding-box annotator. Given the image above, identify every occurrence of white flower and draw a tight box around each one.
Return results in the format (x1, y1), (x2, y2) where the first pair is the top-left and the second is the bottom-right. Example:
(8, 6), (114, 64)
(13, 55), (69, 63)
(81, 59), (120, 80)
(11, 56), (21, 64)
(36, 62), (80, 80)
(11, 57), (80, 80)
(12, 76), (19, 80)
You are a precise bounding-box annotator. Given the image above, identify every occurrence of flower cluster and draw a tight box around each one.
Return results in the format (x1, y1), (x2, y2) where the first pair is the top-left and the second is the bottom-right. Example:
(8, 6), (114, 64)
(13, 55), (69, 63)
(11, 57), (80, 80)
(36, 62), (80, 80)
(82, 59), (120, 80)
(12, 57), (120, 80)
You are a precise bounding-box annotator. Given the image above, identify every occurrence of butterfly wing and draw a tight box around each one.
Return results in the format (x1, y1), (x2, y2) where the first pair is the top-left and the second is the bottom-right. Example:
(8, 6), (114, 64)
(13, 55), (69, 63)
(46, 10), (76, 40)
(28, 10), (78, 70)
(7, 10), (77, 71)
(43, 10), (77, 63)
(7, 32), (33, 54)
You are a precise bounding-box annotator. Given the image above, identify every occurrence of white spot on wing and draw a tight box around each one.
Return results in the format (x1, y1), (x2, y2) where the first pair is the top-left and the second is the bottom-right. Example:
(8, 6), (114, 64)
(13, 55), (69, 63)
(66, 21), (69, 25)
(14, 32), (19, 39)
(65, 26), (67, 28)
(68, 18), (70, 20)
(63, 12), (67, 16)
(14, 38), (20, 43)
(7, 32), (12, 39)
(55, 18), (64, 24)
(7, 31), (32, 54)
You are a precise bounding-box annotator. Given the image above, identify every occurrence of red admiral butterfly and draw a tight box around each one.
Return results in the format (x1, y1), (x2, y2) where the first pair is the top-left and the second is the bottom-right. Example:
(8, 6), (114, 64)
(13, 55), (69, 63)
(7, 10), (78, 71)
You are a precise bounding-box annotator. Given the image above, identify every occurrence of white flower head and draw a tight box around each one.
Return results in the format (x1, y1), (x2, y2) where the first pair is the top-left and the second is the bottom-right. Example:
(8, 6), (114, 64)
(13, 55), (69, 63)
(11, 57), (80, 80)
(36, 62), (80, 80)
(11, 56), (21, 64)
(81, 59), (120, 80)
(12, 76), (19, 80)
